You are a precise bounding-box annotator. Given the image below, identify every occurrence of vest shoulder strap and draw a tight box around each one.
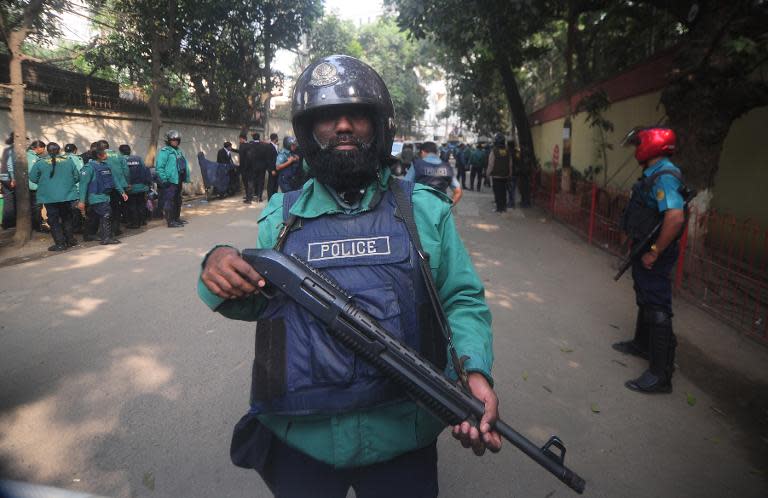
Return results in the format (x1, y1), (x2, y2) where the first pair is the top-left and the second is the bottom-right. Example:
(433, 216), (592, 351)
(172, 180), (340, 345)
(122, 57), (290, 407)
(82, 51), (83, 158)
(389, 178), (467, 385)
(643, 169), (683, 191)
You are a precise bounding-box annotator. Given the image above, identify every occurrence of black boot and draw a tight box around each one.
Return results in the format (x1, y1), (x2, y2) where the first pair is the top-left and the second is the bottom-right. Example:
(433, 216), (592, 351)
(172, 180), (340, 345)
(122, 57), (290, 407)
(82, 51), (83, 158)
(625, 308), (675, 394)
(613, 307), (650, 360)
(165, 209), (183, 228)
(48, 220), (67, 251)
(62, 214), (78, 247)
(99, 215), (121, 245)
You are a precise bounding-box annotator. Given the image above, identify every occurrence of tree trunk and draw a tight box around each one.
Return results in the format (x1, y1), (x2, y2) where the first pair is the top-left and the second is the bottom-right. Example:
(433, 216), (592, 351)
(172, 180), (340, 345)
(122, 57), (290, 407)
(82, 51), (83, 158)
(146, 33), (164, 166)
(8, 32), (32, 245)
(561, 0), (576, 182)
(496, 55), (537, 173)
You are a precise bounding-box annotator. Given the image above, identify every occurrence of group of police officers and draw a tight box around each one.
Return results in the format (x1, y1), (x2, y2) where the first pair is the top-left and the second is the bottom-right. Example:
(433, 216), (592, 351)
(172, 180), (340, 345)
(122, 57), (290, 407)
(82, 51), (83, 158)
(0, 130), (191, 249)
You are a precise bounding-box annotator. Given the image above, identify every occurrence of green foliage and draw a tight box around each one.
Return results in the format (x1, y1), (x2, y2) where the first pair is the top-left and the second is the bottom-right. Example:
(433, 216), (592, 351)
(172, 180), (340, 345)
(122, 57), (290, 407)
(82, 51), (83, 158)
(576, 90), (613, 133)
(301, 14), (428, 136)
(304, 14), (362, 60)
(84, 0), (321, 122)
(0, 1), (70, 47)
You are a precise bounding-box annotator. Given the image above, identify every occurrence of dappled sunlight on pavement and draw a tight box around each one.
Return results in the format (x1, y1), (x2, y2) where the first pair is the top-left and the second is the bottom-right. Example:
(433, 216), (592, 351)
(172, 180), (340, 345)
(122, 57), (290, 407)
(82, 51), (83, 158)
(51, 246), (121, 273)
(0, 345), (178, 492)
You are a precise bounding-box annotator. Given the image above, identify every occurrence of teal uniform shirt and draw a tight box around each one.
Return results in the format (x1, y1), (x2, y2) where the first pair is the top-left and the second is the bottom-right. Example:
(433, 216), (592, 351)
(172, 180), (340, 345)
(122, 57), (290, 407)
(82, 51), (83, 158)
(643, 158), (684, 213)
(79, 159), (125, 205)
(68, 154), (85, 172)
(197, 170), (493, 468)
(156, 145), (191, 185)
(275, 148), (291, 166)
(28, 155), (80, 204)
(27, 150), (41, 191)
(105, 150), (129, 189)
(2, 145), (14, 181)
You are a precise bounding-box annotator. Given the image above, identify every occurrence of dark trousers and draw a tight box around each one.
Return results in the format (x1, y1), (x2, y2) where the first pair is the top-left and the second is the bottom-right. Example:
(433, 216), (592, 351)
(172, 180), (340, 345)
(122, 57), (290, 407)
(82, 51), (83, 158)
(457, 165), (467, 189)
(161, 183), (182, 218)
(229, 168), (241, 195)
(266, 170), (278, 200)
(126, 192), (146, 227)
(631, 241), (679, 314)
(1, 187), (15, 228)
(44, 201), (74, 245)
(492, 178), (508, 212)
(242, 169), (255, 202)
(253, 167), (267, 201)
(259, 437), (439, 498)
(507, 175), (518, 207)
(518, 173), (532, 207)
(30, 190), (43, 231)
(109, 191), (123, 234)
(470, 167), (484, 191)
(86, 201), (111, 241)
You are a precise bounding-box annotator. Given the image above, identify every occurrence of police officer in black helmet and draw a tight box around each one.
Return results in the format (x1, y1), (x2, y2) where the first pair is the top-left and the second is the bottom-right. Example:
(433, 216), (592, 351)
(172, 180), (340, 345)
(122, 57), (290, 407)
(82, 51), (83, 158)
(198, 55), (500, 498)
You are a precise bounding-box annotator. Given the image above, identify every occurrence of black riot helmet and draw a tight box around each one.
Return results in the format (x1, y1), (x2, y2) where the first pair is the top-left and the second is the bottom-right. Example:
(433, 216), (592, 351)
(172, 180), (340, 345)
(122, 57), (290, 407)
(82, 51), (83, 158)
(493, 133), (506, 147)
(291, 55), (396, 162)
(165, 130), (181, 144)
(283, 136), (297, 149)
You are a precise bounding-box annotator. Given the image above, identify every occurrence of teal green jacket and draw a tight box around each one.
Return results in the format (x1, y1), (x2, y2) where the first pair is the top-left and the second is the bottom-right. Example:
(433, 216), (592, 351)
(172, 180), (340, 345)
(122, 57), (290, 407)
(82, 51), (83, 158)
(156, 145), (191, 185)
(27, 150), (41, 191)
(28, 155), (80, 204)
(79, 159), (125, 205)
(105, 150), (129, 189)
(68, 154), (85, 172)
(197, 170), (494, 468)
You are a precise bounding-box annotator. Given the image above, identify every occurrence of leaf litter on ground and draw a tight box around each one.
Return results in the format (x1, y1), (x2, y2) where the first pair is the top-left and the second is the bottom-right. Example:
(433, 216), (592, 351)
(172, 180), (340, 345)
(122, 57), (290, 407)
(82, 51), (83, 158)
(143, 472), (155, 491)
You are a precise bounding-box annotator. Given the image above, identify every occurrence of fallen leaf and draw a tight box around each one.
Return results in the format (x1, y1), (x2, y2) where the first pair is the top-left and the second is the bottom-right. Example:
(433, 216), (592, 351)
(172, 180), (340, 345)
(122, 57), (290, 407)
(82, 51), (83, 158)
(560, 347), (574, 353)
(686, 393), (697, 407)
(522, 371), (529, 381)
(542, 385), (553, 393)
(591, 403), (601, 414)
(143, 472), (155, 491)
(710, 406), (725, 416)
(611, 359), (628, 368)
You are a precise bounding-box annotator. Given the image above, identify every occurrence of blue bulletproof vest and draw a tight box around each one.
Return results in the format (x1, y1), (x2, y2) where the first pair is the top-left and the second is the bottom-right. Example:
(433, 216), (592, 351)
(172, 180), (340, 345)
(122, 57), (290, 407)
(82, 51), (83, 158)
(88, 161), (115, 195)
(176, 153), (187, 182)
(621, 169), (684, 239)
(126, 155), (149, 184)
(412, 158), (453, 193)
(249, 181), (444, 416)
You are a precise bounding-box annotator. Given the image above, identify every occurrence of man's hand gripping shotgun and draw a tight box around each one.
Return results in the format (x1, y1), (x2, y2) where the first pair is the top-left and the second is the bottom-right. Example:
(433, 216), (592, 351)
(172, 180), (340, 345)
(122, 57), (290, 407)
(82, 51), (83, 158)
(242, 249), (587, 494)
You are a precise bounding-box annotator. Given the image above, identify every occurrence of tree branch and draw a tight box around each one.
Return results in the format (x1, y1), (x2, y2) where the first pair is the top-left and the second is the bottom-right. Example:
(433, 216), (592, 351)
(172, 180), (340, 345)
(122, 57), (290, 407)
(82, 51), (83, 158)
(22, 0), (49, 31)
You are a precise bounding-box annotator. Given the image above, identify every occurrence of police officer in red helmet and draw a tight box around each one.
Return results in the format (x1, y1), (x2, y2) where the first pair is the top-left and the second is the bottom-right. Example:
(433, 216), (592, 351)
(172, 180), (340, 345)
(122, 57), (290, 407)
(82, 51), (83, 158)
(615, 127), (688, 394)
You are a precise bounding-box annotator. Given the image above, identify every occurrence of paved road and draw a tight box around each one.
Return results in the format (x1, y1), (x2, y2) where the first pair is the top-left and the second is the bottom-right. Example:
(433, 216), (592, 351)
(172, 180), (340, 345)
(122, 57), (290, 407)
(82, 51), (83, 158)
(1, 191), (766, 498)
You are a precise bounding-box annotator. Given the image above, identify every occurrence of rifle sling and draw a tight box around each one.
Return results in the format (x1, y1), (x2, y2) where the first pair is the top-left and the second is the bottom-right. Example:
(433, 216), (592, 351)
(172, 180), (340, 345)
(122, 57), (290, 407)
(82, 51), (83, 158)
(389, 178), (468, 385)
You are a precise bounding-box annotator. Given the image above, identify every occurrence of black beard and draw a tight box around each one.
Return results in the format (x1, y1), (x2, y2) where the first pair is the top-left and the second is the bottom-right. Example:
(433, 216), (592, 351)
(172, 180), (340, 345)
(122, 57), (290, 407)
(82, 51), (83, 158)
(307, 145), (379, 193)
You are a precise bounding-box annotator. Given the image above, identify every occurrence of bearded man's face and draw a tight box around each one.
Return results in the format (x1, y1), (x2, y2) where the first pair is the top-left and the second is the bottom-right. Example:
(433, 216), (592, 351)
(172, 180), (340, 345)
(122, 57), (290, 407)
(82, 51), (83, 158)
(307, 105), (379, 192)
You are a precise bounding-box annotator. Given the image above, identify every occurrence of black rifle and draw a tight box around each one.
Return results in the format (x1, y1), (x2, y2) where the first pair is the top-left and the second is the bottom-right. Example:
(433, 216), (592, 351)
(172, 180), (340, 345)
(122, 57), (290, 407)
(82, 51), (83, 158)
(613, 220), (663, 281)
(614, 184), (695, 281)
(242, 249), (587, 494)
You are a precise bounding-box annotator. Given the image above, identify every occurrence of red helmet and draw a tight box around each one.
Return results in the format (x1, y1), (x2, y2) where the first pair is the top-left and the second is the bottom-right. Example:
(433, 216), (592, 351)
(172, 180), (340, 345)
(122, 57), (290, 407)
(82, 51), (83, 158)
(622, 127), (676, 163)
